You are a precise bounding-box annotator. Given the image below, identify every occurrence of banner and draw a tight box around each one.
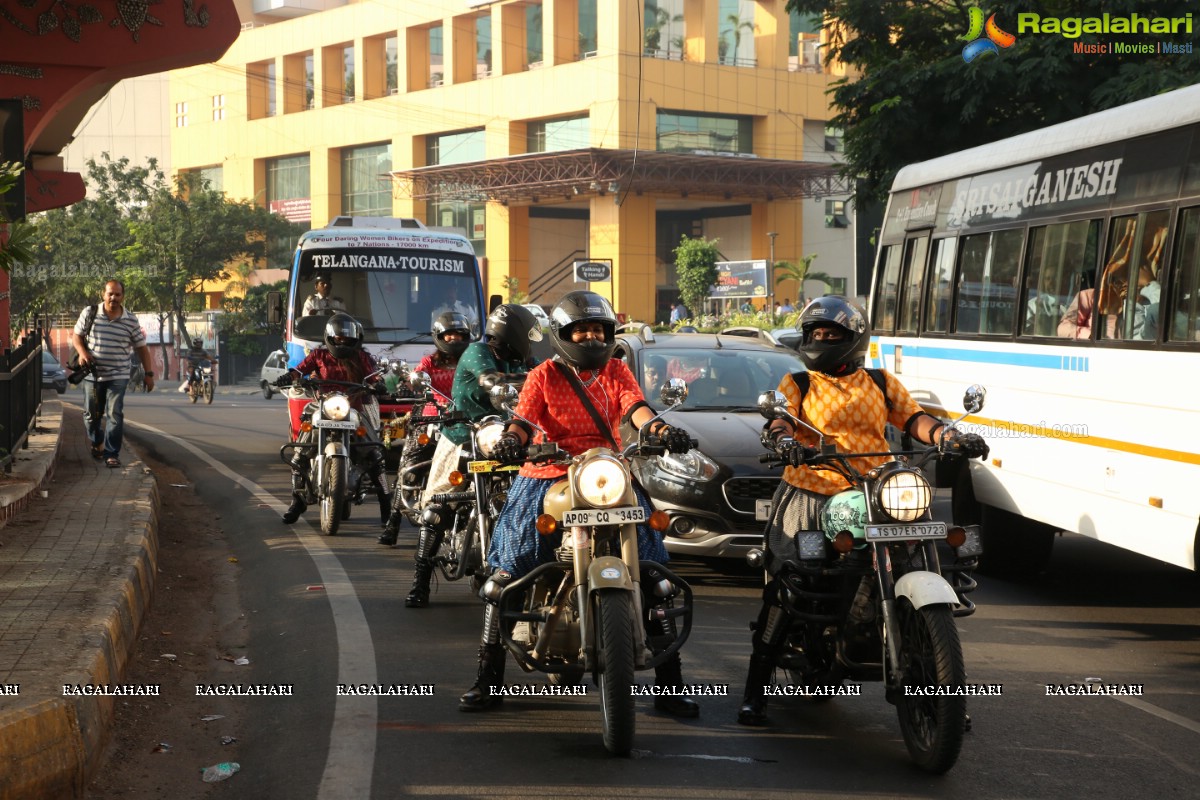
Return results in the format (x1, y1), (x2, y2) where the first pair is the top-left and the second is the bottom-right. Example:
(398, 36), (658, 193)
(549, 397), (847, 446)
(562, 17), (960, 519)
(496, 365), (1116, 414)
(710, 260), (768, 299)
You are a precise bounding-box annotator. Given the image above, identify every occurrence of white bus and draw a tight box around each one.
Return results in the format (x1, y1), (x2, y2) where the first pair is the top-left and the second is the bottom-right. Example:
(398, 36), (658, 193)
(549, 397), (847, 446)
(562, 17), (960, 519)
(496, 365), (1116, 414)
(868, 83), (1200, 575)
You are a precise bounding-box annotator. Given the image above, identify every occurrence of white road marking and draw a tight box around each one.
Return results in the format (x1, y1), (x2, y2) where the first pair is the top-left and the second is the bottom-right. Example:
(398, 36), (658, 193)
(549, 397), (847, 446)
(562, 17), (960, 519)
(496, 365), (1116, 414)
(127, 419), (377, 799)
(1115, 696), (1200, 737)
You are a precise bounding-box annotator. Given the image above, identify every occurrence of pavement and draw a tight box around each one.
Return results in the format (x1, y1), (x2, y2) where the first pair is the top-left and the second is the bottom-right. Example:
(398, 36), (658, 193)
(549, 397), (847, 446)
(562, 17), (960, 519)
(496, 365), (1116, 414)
(0, 397), (160, 799)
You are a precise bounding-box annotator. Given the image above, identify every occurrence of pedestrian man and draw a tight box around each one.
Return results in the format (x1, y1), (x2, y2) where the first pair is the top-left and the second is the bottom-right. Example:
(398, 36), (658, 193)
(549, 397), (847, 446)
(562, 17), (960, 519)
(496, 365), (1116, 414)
(669, 301), (690, 324)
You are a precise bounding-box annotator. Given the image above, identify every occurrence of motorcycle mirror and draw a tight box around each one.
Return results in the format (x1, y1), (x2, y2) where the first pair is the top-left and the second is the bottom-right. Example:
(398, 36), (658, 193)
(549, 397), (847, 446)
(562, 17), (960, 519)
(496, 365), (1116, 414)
(963, 384), (986, 415)
(757, 390), (789, 420)
(658, 378), (688, 407)
(390, 359), (409, 375)
(490, 383), (520, 412)
(408, 370), (431, 391)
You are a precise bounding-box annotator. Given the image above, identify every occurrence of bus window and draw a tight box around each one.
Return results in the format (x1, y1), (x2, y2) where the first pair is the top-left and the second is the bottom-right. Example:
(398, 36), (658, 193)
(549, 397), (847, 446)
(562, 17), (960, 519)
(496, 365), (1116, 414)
(1097, 210), (1169, 341)
(923, 238), (956, 333)
(954, 229), (1022, 335)
(872, 245), (902, 333)
(1022, 220), (1099, 338)
(1167, 207), (1200, 342)
(896, 235), (928, 334)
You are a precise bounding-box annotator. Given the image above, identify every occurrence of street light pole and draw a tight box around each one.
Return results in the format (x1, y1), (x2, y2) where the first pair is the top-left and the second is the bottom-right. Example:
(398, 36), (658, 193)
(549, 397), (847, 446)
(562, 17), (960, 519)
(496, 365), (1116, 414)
(767, 231), (778, 325)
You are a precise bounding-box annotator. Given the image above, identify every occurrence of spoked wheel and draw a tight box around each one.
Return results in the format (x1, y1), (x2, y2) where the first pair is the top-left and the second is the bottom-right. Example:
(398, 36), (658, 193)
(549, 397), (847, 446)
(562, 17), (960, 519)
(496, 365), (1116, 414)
(595, 591), (637, 756)
(320, 460), (346, 536)
(894, 599), (966, 774)
(204, 380), (214, 404)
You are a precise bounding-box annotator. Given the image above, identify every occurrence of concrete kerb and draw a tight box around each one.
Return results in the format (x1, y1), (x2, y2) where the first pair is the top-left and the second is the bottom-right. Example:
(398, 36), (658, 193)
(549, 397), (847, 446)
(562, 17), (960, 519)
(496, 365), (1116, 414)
(0, 399), (161, 800)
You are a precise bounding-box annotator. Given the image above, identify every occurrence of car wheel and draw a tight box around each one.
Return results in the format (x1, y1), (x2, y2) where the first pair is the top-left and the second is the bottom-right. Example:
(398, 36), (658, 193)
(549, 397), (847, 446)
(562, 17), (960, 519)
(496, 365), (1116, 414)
(261, 381), (274, 400)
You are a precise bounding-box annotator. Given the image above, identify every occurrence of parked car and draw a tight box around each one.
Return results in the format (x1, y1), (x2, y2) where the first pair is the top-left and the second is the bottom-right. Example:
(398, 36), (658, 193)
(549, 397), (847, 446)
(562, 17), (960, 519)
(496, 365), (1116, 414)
(613, 329), (807, 561)
(41, 350), (66, 394)
(259, 350), (289, 399)
(522, 303), (552, 331)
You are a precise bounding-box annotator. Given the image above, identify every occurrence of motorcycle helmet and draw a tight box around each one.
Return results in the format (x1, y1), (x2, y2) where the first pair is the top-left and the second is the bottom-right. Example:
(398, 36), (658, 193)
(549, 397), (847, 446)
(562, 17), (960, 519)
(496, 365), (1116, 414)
(191, 338), (203, 350)
(432, 311), (473, 359)
(797, 296), (869, 376)
(549, 290), (618, 371)
(484, 304), (542, 363)
(324, 312), (364, 359)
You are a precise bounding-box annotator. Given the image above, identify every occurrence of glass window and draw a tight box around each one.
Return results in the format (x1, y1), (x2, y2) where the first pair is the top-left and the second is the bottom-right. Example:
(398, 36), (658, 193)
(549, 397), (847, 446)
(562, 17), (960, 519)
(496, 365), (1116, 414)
(266, 61), (276, 117)
(526, 4), (543, 66)
(427, 129), (486, 166)
(476, 15), (492, 77)
(430, 25), (444, 86)
(211, 95), (225, 122)
(656, 111), (752, 154)
(718, 0), (755, 65)
(896, 236), (928, 335)
(341, 144), (393, 217)
(923, 238), (956, 333)
(427, 200), (486, 257)
(305, 54), (315, 108)
(527, 116), (589, 153)
(175, 102), (188, 127)
(199, 165), (223, 193)
(871, 245), (901, 333)
(342, 45), (355, 101)
(1021, 220), (1098, 338)
(579, 0), (598, 56)
(953, 229), (1023, 335)
(1167, 207), (1200, 342)
(644, 0), (683, 58)
(1097, 210), (1171, 341)
(386, 37), (398, 94)
(267, 154), (311, 227)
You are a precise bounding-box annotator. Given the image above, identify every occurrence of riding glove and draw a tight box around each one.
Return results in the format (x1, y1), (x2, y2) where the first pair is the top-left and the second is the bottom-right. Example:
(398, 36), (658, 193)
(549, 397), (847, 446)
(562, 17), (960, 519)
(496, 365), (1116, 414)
(658, 425), (694, 454)
(776, 437), (817, 467)
(951, 432), (990, 460)
(274, 372), (296, 388)
(494, 433), (527, 465)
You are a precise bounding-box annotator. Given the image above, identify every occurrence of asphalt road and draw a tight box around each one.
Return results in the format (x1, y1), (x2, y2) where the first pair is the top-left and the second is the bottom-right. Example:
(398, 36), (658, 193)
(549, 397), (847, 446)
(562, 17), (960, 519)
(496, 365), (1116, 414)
(76, 388), (1200, 799)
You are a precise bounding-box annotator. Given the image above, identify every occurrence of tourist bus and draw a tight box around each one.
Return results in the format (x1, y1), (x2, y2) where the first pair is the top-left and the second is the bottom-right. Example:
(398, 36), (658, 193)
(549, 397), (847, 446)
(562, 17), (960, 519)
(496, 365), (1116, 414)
(269, 216), (490, 437)
(867, 83), (1200, 575)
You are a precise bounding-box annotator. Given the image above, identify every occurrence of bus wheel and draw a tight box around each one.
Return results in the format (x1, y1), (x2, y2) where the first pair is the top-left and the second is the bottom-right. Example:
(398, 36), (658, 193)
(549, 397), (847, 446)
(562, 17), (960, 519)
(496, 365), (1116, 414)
(952, 470), (1054, 579)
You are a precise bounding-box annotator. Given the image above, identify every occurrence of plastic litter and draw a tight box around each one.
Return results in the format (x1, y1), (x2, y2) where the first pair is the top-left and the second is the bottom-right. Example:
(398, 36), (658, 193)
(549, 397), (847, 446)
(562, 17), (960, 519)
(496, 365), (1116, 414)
(220, 736), (238, 746)
(152, 743), (172, 753)
(160, 653), (177, 661)
(234, 657), (250, 666)
(200, 714), (225, 722)
(200, 762), (240, 782)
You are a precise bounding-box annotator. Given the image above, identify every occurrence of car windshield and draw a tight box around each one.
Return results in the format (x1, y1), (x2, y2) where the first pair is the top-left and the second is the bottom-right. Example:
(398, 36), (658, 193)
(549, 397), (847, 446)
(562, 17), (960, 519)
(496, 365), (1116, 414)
(42, 350), (60, 367)
(640, 347), (804, 410)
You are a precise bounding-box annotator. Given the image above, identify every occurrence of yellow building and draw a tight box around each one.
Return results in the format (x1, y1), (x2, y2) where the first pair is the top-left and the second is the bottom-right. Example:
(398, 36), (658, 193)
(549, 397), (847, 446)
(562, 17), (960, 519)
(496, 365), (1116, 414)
(170, 0), (855, 323)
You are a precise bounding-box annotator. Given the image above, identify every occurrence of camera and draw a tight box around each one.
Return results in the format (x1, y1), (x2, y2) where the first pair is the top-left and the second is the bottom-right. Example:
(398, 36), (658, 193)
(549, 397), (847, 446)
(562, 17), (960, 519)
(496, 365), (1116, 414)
(67, 361), (95, 385)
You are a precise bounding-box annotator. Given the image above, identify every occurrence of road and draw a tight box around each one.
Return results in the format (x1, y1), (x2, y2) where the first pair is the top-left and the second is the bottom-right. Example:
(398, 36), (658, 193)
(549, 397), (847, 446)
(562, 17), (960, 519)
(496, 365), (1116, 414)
(78, 389), (1200, 798)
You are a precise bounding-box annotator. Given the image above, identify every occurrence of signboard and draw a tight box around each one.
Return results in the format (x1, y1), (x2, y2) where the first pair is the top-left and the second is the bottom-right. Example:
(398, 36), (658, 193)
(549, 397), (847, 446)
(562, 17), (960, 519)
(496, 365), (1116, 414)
(574, 260), (612, 283)
(710, 260), (768, 299)
(268, 197), (312, 224)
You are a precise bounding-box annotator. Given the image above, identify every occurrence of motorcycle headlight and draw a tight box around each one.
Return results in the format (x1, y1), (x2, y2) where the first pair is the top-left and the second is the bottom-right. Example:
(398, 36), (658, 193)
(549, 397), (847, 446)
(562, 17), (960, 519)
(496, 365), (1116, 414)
(876, 470), (932, 523)
(573, 454), (628, 508)
(656, 448), (719, 481)
(321, 394), (352, 421)
(475, 419), (507, 458)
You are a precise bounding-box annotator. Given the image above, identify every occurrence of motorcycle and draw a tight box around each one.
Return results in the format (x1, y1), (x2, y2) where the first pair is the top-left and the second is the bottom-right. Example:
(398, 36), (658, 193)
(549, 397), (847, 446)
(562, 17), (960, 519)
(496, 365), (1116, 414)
(490, 379), (696, 756)
(386, 363), (453, 527)
(280, 376), (386, 536)
(746, 385), (987, 774)
(186, 360), (216, 404)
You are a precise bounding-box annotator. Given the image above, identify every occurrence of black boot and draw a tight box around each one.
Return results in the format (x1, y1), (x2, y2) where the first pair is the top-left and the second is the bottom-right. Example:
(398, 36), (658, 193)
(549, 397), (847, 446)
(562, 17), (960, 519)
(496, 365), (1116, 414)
(653, 653), (700, 718)
(405, 525), (443, 608)
(282, 471), (308, 524)
(378, 519), (400, 546)
(459, 644), (506, 711)
(377, 491), (392, 525)
(737, 652), (776, 726)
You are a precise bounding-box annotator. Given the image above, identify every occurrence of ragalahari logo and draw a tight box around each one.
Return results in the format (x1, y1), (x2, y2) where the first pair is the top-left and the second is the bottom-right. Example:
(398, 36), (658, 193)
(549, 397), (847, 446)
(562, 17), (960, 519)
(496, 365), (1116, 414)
(960, 8), (1016, 62)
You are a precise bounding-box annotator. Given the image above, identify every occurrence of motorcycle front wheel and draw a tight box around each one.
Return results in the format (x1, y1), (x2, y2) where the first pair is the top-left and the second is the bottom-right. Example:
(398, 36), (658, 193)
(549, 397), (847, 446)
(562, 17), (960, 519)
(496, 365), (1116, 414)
(189, 386), (199, 404)
(320, 458), (347, 536)
(595, 590), (637, 756)
(894, 599), (966, 774)
(204, 380), (214, 404)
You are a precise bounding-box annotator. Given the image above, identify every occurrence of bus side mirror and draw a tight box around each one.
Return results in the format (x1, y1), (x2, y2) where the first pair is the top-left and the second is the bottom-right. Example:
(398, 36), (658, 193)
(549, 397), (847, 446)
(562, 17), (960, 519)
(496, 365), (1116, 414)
(489, 294), (503, 313)
(267, 291), (284, 326)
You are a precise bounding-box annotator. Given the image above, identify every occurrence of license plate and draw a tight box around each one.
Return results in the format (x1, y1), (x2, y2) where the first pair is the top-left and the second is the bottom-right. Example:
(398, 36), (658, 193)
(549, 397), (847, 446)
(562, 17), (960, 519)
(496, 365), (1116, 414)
(314, 419), (357, 430)
(865, 522), (947, 541)
(755, 499), (772, 521)
(468, 460), (521, 473)
(561, 506), (646, 526)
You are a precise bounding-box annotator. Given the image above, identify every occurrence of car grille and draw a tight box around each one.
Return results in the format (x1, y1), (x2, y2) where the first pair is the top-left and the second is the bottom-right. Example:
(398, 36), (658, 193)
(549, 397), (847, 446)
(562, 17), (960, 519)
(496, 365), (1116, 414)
(722, 477), (780, 513)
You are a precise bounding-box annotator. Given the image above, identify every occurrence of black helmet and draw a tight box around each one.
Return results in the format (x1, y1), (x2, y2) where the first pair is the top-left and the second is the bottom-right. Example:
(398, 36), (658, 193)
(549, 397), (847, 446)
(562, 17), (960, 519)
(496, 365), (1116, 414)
(433, 311), (472, 359)
(797, 296), (869, 376)
(549, 291), (617, 371)
(191, 338), (203, 349)
(324, 312), (364, 359)
(484, 304), (542, 363)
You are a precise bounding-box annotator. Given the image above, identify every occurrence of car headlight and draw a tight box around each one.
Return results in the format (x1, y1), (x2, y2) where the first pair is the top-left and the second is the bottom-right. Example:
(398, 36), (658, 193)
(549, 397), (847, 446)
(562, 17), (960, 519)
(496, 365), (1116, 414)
(656, 448), (719, 481)
(475, 418), (507, 458)
(321, 394), (352, 421)
(876, 470), (932, 522)
(573, 454), (628, 508)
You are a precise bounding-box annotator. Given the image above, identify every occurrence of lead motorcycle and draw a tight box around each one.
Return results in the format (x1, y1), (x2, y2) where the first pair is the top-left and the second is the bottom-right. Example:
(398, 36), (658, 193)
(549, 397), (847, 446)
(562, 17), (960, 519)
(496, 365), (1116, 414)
(186, 359), (216, 404)
(280, 375), (386, 536)
(746, 385), (987, 774)
(490, 380), (695, 756)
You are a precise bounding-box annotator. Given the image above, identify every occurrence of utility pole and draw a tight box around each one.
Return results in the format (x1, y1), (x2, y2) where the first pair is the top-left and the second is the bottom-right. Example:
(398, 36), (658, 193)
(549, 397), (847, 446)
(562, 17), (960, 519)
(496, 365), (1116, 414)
(767, 231), (778, 325)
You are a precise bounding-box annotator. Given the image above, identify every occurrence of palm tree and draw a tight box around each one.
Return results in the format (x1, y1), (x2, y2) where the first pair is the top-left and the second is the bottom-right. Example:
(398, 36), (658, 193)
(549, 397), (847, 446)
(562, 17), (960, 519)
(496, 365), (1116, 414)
(644, 3), (683, 55)
(774, 253), (834, 296)
(720, 14), (756, 64)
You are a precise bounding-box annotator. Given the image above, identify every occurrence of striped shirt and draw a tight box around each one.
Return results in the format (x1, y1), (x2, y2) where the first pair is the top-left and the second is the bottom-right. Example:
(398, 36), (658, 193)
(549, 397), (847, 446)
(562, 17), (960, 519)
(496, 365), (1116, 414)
(73, 305), (146, 382)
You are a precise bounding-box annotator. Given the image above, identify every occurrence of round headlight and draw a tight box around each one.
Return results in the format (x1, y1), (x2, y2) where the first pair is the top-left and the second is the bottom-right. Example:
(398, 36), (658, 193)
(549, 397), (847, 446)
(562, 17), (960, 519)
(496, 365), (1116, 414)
(475, 419), (507, 458)
(322, 394), (351, 421)
(876, 470), (932, 522)
(573, 455), (629, 509)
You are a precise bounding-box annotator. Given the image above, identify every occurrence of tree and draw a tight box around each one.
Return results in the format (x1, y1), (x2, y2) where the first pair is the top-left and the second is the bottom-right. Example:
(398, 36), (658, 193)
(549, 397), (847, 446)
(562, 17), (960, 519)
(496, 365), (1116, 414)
(0, 163), (35, 277)
(673, 235), (721, 319)
(502, 275), (529, 304)
(788, 0), (1200, 204)
(774, 253), (834, 292)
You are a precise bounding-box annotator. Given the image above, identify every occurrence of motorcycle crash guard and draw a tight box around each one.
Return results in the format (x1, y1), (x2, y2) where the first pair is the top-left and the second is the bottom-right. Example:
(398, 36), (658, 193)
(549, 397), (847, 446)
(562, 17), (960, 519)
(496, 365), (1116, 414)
(894, 571), (960, 610)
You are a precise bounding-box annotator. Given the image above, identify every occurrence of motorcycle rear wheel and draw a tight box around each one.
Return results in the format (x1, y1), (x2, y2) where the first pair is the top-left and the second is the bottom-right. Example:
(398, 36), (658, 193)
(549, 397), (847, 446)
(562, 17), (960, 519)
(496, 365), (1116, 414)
(321, 460), (346, 536)
(894, 600), (966, 774)
(595, 591), (637, 756)
(204, 380), (214, 404)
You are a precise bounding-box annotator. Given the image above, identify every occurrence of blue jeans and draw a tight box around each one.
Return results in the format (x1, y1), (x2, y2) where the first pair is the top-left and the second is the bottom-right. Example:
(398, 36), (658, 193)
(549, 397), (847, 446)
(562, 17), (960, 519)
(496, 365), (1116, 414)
(82, 378), (130, 459)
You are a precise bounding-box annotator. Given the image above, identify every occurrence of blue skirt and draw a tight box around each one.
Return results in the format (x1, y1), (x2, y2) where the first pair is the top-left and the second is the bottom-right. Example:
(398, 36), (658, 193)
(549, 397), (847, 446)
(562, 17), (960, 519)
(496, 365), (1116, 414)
(487, 475), (669, 579)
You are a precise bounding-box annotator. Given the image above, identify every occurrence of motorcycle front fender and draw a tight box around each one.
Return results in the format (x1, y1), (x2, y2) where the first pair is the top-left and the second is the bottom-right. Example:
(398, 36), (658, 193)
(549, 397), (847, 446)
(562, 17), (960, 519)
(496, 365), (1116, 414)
(587, 556), (634, 593)
(324, 440), (349, 459)
(894, 570), (960, 610)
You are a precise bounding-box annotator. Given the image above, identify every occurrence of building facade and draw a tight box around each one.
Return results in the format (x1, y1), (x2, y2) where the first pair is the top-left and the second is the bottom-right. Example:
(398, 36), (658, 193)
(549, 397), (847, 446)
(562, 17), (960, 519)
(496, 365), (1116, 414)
(169, 0), (856, 323)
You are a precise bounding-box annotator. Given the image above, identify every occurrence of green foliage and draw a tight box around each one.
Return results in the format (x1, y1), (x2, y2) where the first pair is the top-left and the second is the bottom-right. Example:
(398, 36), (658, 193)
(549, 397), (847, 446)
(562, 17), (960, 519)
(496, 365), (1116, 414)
(787, 0), (1200, 205)
(0, 162), (36, 275)
(502, 275), (529, 304)
(673, 235), (721, 319)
